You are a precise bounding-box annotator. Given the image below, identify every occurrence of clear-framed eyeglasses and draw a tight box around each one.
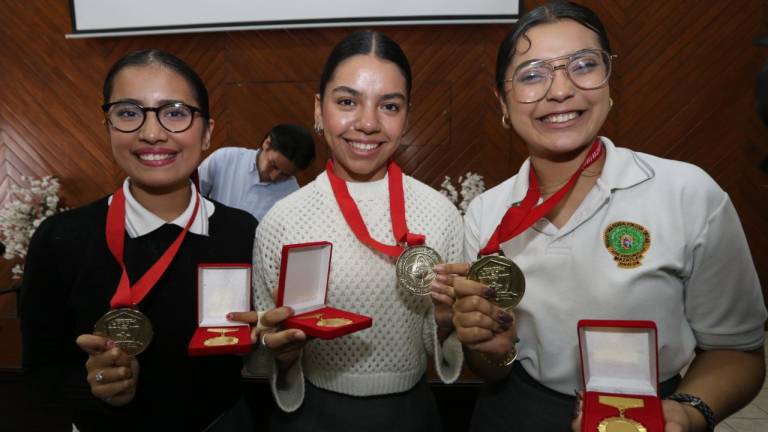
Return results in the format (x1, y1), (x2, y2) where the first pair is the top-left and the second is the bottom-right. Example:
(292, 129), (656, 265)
(503, 49), (617, 104)
(101, 101), (203, 133)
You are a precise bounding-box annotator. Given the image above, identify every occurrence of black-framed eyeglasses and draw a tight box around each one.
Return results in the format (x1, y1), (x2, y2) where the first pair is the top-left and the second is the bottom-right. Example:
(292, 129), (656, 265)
(503, 49), (617, 104)
(101, 101), (203, 133)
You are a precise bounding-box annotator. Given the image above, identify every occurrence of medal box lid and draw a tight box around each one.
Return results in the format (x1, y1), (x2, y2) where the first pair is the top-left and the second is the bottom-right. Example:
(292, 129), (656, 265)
(578, 319), (659, 396)
(197, 263), (251, 327)
(277, 242), (333, 314)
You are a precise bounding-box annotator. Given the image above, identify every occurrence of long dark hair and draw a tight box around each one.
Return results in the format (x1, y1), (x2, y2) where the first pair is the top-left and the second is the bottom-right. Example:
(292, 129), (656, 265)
(103, 49), (210, 121)
(318, 30), (412, 100)
(495, 0), (612, 93)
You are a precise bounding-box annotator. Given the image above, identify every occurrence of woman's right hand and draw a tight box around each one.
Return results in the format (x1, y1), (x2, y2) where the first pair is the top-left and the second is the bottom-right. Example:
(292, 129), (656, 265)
(452, 276), (517, 355)
(256, 306), (307, 372)
(75, 334), (139, 406)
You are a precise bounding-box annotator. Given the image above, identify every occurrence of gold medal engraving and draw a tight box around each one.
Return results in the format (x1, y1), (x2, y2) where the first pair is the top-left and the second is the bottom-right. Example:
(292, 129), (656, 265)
(94, 308), (153, 356)
(203, 328), (239, 346)
(396, 245), (443, 296)
(468, 256), (525, 309)
(597, 395), (648, 432)
(298, 313), (353, 328)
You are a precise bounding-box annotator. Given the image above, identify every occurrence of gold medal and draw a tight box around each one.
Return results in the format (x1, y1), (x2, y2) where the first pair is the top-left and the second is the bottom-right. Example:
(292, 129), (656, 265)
(468, 255), (525, 309)
(318, 318), (353, 327)
(597, 395), (648, 432)
(298, 313), (353, 328)
(203, 328), (239, 346)
(395, 245), (443, 296)
(94, 308), (153, 356)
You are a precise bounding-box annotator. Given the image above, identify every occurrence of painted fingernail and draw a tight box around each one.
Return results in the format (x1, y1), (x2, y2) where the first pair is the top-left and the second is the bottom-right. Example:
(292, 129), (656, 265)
(483, 287), (494, 298)
(105, 339), (115, 349)
(498, 322), (510, 332)
(226, 313), (233, 320)
(497, 311), (513, 323)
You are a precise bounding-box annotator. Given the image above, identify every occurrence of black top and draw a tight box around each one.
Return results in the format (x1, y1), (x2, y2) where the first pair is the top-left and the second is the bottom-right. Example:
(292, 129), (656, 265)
(20, 196), (256, 431)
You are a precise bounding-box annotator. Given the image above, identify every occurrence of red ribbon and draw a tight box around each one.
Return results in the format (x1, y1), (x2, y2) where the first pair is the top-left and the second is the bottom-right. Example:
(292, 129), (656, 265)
(479, 138), (603, 255)
(105, 186), (200, 308)
(326, 159), (425, 257)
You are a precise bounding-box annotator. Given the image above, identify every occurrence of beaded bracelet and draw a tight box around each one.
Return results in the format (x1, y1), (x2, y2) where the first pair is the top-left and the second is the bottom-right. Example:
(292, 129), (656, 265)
(666, 393), (715, 432)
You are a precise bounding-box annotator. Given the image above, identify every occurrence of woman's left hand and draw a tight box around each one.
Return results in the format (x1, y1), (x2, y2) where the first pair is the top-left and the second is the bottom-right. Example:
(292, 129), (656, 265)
(431, 263), (470, 331)
(659, 399), (702, 432)
(226, 311), (262, 345)
(227, 288), (284, 345)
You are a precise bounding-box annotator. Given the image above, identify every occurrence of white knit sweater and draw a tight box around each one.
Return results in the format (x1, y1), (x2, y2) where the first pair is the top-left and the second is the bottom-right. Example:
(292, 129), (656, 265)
(249, 171), (464, 412)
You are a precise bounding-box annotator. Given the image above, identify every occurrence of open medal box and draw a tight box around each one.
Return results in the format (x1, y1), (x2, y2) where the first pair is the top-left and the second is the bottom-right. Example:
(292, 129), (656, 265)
(188, 263), (252, 356)
(278, 242), (372, 339)
(578, 320), (665, 432)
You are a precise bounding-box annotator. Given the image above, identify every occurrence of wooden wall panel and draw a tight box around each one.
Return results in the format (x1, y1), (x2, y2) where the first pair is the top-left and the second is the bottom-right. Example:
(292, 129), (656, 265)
(0, 0), (767, 368)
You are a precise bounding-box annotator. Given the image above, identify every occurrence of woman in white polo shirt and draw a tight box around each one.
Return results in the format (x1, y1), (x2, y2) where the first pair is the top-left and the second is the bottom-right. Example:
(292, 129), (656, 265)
(441, 2), (767, 432)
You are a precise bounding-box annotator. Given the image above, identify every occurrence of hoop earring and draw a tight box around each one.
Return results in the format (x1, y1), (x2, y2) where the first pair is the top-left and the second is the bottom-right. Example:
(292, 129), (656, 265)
(501, 114), (512, 129)
(609, 97), (614, 109)
(313, 121), (324, 136)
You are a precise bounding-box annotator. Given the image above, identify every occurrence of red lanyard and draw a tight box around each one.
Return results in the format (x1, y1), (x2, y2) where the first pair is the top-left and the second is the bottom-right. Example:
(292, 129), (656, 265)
(105, 186), (200, 308)
(326, 159), (425, 257)
(479, 138), (603, 255)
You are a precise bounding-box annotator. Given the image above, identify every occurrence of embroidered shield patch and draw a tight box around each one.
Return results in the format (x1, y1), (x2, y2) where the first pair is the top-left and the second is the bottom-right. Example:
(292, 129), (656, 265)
(603, 221), (650, 268)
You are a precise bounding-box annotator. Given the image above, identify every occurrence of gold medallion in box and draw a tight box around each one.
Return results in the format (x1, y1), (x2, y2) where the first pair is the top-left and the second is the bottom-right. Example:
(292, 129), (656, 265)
(597, 395), (648, 432)
(297, 313), (353, 328)
(204, 328), (239, 347)
(396, 245), (443, 296)
(94, 308), (154, 356)
(468, 256), (525, 309)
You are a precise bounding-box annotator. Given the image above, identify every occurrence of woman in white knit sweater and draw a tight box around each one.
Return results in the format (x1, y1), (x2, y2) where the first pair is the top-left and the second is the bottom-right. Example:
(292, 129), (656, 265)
(247, 31), (464, 431)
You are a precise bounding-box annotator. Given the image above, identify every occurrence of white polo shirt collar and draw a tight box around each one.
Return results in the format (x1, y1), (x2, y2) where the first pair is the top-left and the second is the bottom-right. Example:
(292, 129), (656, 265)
(111, 179), (215, 238)
(505, 137), (655, 206)
(597, 137), (655, 192)
(489, 137), (655, 241)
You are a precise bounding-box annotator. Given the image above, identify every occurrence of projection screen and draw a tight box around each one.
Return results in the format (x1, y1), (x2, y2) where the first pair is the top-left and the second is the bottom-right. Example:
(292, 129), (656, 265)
(67, 0), (520, 38)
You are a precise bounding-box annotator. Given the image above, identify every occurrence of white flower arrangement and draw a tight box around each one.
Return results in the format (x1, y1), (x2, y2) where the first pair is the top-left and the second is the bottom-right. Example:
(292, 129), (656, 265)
(439, 172), (486, 215)
(0, 176), (65, 279)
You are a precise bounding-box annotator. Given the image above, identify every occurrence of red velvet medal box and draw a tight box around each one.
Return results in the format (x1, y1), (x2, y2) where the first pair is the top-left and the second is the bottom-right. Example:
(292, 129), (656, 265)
(277, 242), (372, 340)
(578, 320), (665, 432)
(188, 264), (252, 356)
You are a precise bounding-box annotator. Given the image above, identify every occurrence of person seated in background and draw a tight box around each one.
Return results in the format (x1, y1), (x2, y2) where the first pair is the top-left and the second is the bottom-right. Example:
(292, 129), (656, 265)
(198, 123), (316, 222)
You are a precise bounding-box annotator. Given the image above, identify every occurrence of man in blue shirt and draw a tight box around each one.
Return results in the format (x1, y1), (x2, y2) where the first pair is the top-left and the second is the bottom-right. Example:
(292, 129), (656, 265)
(198, 124), (315, 221)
